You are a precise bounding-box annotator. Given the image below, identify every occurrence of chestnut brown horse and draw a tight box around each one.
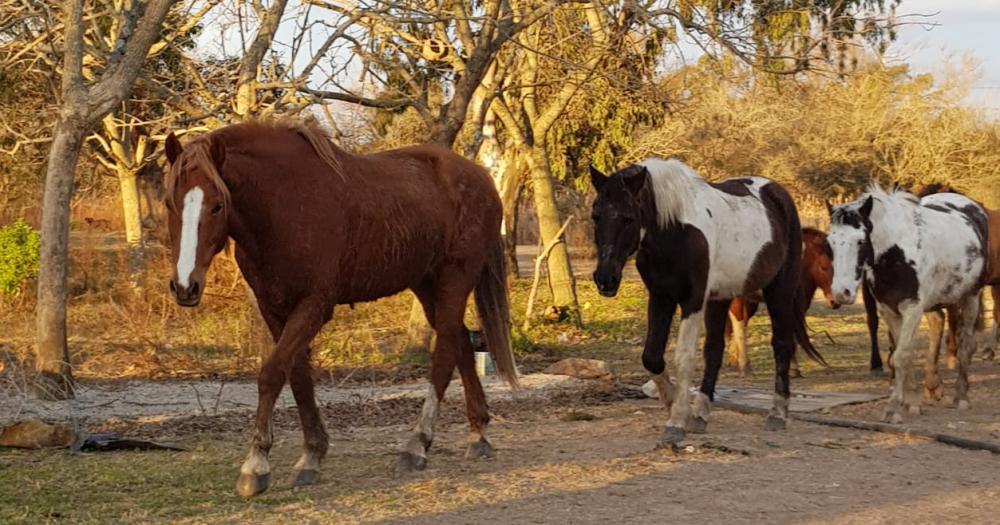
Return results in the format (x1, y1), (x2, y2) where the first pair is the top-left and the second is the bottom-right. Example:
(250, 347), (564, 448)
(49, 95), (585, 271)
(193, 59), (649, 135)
(725, 227), (837, 376)
(162, 119), (518, 496)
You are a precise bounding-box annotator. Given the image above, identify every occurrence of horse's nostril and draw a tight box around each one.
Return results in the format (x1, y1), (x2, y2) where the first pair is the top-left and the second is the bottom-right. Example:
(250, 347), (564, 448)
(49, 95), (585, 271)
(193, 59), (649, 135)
(189, 281), (200, 296)
(169, 280), (177, 294)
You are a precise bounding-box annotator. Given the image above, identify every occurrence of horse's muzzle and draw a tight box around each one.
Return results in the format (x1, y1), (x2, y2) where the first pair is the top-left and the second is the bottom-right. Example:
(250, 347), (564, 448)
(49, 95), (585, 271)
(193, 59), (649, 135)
(593, 268), (622, 298)
(170, 279), (202, 307)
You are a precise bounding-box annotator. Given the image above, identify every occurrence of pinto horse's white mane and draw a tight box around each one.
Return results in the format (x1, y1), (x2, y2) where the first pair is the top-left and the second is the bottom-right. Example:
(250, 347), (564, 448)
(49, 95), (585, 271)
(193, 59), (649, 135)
(639, 158), (705, 227)
(865, 182), (920, 208)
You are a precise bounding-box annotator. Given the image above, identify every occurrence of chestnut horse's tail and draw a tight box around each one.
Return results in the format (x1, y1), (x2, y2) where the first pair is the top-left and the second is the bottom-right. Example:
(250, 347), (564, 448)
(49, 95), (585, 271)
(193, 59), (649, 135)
(475, 238), (519, 388)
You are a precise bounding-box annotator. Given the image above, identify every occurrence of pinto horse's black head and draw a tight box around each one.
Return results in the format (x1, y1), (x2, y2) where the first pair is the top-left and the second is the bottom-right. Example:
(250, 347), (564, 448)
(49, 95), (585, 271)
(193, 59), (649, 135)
(589, 164), (652, 297)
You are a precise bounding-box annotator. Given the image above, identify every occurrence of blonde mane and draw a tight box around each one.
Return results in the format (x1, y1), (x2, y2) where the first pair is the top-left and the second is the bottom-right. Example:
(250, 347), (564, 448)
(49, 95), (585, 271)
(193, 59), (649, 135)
(164, 137), (231, 215)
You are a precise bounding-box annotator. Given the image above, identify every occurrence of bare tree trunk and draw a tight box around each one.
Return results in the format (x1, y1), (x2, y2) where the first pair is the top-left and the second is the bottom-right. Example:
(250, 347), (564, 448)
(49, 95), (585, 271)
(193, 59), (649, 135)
(35, 111), (88, 399)
(34, 0), (177, 399)
(525, 144), (578, 318)
(116, 164), (144, 289)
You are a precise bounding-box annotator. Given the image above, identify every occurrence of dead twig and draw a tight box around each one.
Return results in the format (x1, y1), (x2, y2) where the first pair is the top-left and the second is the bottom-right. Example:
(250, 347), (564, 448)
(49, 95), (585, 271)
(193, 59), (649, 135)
(522, 217), (573, 332)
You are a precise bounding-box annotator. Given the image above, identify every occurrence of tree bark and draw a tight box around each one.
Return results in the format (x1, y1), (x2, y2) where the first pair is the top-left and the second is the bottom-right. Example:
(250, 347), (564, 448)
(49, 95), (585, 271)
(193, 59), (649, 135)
(34, 0), (177, 399)
(35, 111), (88, 399)
(525, 144), (578, 317)
(117, 164), (144, 289)
(234, 0), (290, 117)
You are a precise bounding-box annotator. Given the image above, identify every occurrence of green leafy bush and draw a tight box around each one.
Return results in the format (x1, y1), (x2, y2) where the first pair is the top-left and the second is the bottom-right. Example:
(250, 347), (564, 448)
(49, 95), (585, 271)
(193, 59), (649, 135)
(0, 218), (41, 297)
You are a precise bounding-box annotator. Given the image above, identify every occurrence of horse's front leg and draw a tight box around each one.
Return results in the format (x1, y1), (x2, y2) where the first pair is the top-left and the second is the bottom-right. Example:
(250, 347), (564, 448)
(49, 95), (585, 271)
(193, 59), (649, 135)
(642, 293), (678, 414)
(236, 298), (330, 497)
(688, 300), (732, 434)
(882, 305), (921, 423)
(953, 293), (981, 410)
(662, 305), (705, 446)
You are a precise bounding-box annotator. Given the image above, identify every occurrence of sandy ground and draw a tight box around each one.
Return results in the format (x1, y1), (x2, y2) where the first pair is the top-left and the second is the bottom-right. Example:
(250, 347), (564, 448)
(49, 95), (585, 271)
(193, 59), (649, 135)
(4, 363), (1000, 524)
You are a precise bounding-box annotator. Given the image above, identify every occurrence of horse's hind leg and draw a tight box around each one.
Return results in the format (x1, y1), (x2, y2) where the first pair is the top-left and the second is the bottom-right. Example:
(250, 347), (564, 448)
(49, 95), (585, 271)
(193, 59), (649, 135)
(455, 325), (494, 460)
(288, 349), (329, 487)
(986, 286), (999, 360)
(237, 298), (330, 497)
(946, 307), (960, 370)
(689, 300), (731, 434)
(924, 310), (945, 402)
(953, 294), (981, 410)
(762, 283), (796, 431)
(398, 275), (482, 471)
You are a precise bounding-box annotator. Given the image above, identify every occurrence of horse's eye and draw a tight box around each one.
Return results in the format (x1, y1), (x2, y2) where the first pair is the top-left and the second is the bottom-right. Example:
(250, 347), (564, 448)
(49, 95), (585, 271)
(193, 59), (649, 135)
(211, 203), (223, 215)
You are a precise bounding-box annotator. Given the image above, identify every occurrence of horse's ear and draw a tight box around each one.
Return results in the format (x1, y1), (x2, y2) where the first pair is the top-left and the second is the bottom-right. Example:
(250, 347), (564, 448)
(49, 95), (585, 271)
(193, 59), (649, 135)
(824, 199), (834, 216)
(165, 132), (182, 164)
(623, 166), (649, 194)
(589, 165), (607, 192)
(208, 135), (226, 171)
(859, 195), (874, 219)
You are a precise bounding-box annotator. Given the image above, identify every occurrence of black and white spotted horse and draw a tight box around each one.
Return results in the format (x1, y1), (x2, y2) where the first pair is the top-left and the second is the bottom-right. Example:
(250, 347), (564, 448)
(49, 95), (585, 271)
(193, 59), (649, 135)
(590, 159), (825, 446)
(827, 185), (989, 422)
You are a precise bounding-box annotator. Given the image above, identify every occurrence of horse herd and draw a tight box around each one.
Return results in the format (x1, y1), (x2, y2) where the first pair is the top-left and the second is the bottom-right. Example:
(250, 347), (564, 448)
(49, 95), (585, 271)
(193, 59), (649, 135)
(159, 119), (999, 496)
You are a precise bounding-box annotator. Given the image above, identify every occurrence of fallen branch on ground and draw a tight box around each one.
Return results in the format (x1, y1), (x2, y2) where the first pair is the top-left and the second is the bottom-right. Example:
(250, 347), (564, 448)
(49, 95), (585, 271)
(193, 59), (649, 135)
(714, 400), (1000, 454)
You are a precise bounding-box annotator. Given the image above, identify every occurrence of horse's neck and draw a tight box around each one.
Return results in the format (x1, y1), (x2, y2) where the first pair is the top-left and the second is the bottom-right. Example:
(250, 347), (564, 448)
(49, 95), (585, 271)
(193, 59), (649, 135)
(869, 200), (917, 254)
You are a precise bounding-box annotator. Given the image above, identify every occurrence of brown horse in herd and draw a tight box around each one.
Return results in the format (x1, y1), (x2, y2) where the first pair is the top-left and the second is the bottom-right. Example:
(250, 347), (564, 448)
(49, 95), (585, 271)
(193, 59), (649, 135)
(725, 227), (836, 376)
(163, 119), (518, 496)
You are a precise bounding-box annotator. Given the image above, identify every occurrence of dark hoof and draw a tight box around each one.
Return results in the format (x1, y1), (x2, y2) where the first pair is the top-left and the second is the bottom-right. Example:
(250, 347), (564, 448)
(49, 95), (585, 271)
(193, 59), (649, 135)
(764, 416), (786, 431)
(395, 452), (427, 473)
(465, 439), (496, 460)
(687, 416), (708, 434)
(982, 349), (995, 361)
(289, 469), (319, 488)
(869, 367), (884, 378)
(661, 425), (686, 446)
(235, 472), (271, 497)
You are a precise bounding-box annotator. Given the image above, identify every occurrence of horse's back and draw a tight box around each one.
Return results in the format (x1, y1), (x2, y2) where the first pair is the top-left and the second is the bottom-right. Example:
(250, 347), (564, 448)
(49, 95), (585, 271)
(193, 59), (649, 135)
(911, 194), (988, 303)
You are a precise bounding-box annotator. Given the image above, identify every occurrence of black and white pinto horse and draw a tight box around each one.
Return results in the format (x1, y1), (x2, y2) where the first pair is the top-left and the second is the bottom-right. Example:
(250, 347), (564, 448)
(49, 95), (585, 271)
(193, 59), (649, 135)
(590, 159), (825, 445)
(828, 185), (989, 422)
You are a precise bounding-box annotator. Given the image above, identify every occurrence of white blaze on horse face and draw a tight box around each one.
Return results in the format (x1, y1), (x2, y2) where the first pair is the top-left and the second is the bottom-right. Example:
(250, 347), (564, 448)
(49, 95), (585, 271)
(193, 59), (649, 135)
(177, 186), (205, 288)
(827, 224), (865, 305)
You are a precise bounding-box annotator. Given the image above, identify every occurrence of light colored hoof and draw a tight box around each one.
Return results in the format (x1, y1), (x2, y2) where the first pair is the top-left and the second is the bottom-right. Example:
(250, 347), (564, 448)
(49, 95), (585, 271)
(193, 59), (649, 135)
(661, 425), (686, 446)
(982, 348), (995, 361)
(881, 410), (904, 424)
(908, 404), (921, 416)
(395, 452), (427, 473)
(764, 415), (786, 431)
(946, 355), (958, 370)
(236, 472), (271, 497)
(789, 368), (803, 379)
(289, 469), (319, 488)
(957, 399), (971, 411)
(465, 438), (496, 460)
(687, 416), (708, 434)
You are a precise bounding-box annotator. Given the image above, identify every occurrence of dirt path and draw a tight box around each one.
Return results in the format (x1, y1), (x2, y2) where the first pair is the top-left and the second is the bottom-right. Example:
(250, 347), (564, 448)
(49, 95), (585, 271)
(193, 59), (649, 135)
(3, 364), (1000, 524)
